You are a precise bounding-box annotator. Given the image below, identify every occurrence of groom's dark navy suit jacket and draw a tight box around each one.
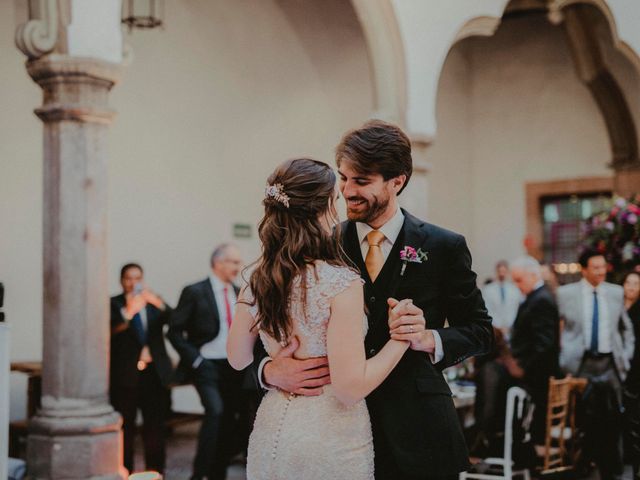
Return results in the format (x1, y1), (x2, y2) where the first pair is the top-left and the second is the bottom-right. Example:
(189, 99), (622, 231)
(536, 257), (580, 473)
(342, 210), (493, 477)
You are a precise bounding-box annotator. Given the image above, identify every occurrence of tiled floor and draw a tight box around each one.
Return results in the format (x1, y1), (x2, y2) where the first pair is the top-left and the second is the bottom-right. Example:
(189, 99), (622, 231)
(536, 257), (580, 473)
(132, 422), (246, 480)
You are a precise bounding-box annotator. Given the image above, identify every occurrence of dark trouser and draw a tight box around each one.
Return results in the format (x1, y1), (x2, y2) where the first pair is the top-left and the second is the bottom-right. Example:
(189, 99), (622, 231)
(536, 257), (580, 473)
(192, 359), (244, 480)
(578, 352), (624, 480)
(527, 378), (549, 446)
(372, 421), (459, 480)
(474, 360), (549, 447)
(110, 363), (168, 473)
(474, 361), (512, 446)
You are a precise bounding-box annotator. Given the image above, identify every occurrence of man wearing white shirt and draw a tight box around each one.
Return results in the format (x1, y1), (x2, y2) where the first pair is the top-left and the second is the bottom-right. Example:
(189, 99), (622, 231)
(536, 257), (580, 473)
(557, 249), (634, 480)
(168, 244), (246, 480)
(482, 260), (522, 340)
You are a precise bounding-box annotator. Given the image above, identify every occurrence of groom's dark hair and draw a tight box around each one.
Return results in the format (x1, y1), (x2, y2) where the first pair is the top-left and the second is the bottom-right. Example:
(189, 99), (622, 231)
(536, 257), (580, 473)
(335, 120), (412, 194)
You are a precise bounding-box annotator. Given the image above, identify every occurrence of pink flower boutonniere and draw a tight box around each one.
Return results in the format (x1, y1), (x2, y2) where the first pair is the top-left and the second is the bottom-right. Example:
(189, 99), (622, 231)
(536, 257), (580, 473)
(400, 246), (428, 276)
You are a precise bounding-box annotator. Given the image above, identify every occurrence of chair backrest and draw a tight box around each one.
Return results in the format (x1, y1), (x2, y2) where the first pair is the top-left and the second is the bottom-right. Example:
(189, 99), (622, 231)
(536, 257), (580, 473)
(541, 375), (587, 472)
(503, 386), (533, 475)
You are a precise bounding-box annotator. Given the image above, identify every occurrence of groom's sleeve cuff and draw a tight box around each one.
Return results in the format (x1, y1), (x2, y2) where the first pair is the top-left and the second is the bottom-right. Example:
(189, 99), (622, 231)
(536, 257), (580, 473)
(257, 356), (276, 391)
(429, 330), (444, 364)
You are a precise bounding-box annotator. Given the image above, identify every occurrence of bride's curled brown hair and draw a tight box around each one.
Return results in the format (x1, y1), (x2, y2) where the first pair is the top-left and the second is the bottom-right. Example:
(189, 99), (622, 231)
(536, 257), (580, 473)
(246, 158), (352, 344)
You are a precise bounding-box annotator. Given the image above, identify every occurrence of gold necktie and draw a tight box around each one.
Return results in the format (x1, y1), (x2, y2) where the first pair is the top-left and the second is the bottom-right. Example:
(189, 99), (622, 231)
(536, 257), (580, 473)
(365, 230), (386, 282)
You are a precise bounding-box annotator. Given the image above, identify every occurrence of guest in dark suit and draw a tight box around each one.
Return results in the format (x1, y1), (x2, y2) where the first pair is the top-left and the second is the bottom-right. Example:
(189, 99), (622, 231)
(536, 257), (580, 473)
(509, 256), (560, 444)
(168, 244), (248, 480)
(258, 120), (494, 479)
(109, 263), (173, 474)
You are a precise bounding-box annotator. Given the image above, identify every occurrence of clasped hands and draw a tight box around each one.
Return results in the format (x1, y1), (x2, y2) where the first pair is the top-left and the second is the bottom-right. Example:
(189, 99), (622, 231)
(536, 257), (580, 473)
(124, 285), (166, 317)
(263, 298), (435, 396)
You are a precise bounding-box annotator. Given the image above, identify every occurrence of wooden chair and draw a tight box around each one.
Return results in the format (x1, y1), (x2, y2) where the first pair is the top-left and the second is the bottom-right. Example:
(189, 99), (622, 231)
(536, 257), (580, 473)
(538, 375), (587, 475)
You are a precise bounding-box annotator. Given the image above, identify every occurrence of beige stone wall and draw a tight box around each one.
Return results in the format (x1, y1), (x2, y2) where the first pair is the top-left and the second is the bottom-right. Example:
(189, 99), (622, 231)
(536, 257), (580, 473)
(429, 13), (615, 281)
(2, 0), (374, 419)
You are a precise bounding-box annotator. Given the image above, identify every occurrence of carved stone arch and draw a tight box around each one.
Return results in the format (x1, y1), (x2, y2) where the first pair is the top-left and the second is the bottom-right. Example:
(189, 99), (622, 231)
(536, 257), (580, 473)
(350, 0), (408, 127)
(444, 0), (640, 178)
(548, 0), (639, 171)
(548, 0), (640, 73)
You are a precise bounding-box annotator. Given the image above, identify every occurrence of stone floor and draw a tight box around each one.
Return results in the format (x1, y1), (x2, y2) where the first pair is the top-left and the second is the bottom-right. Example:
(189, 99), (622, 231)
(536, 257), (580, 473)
(132, 422), (246, 480)
(132, 422), (634, 480)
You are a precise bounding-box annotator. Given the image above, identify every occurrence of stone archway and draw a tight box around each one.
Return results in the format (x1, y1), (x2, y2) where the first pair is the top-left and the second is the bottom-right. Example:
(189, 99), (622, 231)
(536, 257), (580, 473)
(426, 0), (640, 277)
(447, 0), (640, 196)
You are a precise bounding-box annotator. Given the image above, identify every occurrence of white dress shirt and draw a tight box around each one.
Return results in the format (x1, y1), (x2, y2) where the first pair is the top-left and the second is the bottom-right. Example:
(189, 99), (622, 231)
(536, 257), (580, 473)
(481, 280), (522, 336)
(580, 278), (611, 353)
(199, 273), (237, 360)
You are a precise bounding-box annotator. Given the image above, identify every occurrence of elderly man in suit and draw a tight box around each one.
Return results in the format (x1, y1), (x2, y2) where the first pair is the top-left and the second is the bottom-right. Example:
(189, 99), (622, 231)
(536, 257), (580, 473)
(110, 263), (173, 475)
(509, 256), (560, 444)
(168, 244), (251, 480)
(557, 249), (634, 480)
(473, 257), (559, 454)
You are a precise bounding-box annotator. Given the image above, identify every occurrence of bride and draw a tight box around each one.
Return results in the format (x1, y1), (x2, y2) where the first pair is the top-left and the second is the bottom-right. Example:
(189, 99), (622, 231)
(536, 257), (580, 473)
(227, 158), (408, 479)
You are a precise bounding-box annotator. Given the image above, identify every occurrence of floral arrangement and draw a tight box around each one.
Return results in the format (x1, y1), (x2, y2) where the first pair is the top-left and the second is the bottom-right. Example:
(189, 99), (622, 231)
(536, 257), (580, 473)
(581, 194), (640, 280)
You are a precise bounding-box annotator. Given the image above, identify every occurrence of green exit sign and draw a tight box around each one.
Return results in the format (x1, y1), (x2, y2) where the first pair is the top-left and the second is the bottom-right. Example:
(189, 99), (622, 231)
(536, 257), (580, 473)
(233, 223), (252, 238)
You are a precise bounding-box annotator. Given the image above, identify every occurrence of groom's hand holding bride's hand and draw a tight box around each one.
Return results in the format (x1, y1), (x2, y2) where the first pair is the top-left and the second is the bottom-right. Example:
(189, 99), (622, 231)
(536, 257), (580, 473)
(263, 335), (331, 396)
(387, 298), (435, 354)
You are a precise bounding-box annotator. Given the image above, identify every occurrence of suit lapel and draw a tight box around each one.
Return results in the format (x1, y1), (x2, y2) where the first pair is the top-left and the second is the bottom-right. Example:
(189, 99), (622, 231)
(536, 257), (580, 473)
(204, 279), (220, 326)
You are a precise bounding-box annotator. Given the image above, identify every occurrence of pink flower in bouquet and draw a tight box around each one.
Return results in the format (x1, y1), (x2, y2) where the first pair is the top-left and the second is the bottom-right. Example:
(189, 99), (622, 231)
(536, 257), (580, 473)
(628, 204), (640, 215)
(628, 213), (638, 225)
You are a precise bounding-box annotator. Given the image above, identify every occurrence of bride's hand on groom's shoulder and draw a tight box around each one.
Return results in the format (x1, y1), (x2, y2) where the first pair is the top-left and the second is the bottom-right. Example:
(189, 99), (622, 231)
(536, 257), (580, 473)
(387, 298), (434, 353)
(263, 335), (331, 396)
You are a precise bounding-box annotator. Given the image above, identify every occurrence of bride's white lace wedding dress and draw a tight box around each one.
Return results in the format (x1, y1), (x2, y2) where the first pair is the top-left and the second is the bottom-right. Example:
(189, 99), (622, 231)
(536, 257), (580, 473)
(245, 261), (374, 480)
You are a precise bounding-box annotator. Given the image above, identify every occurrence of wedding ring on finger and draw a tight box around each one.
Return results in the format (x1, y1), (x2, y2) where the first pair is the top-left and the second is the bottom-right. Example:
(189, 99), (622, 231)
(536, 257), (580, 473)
(409, 325), (414, 333)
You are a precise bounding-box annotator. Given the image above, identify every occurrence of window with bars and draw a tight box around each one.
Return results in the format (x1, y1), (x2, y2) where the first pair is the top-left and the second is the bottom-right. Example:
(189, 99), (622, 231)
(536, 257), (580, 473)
(541, 193), (612, 284)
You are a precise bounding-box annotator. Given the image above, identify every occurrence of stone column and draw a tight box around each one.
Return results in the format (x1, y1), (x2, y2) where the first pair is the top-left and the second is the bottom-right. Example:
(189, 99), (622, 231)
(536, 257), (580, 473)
(24, 55), (125, 480)
(400, 134), (432, 220)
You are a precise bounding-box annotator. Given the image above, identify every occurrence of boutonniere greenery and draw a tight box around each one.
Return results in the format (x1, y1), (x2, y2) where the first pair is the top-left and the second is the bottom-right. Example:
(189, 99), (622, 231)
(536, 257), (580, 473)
(400, 246), (428, 276)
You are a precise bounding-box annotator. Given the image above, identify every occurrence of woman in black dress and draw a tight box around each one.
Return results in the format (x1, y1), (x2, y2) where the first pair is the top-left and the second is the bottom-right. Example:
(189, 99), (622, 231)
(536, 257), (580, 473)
(622, 271), (640, 477)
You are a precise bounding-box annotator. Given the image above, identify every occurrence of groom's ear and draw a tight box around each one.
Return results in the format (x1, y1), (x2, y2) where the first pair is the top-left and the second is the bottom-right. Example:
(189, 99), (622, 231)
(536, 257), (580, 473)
(391, 175), (407, 194)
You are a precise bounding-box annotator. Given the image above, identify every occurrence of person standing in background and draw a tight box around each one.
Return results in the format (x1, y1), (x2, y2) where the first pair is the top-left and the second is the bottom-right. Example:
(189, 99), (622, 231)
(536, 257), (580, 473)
(168, 244), (252, 480)
(622, 271), (640, 476)
(482, 260), (522, 340)
(110, 263), (173, 475)
(557, 250), (634, 480)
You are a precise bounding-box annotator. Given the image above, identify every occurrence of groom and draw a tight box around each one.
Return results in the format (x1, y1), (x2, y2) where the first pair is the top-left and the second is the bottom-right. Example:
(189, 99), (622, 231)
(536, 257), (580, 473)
(260, 120), (493, 479)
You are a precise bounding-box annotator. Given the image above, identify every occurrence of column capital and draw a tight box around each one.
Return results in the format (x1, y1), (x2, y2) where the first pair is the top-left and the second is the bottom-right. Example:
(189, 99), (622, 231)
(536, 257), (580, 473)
(26, 55), (123, 124)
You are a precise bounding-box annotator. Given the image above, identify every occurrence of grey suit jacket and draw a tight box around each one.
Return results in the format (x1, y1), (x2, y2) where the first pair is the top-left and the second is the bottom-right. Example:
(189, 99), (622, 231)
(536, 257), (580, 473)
(557, 281), (634, 380)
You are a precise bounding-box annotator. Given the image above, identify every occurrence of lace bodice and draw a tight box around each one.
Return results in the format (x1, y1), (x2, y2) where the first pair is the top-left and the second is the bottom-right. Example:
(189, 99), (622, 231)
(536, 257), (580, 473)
(246, 261), (365, 358)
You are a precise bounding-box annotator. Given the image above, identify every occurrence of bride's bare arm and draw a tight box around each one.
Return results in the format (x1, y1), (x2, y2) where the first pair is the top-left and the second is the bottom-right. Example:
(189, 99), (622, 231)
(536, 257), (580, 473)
(327, 280), (409, 406)
(227, 294), (259, 370)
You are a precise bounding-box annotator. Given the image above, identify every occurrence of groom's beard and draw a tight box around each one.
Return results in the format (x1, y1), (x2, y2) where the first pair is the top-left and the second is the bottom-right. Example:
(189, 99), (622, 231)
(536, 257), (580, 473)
(345, 193), (390, 224)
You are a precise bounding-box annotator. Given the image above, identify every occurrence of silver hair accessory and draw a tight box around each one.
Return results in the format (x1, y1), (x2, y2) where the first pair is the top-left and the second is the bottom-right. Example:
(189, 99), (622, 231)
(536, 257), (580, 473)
(265, 183), (290, 208)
